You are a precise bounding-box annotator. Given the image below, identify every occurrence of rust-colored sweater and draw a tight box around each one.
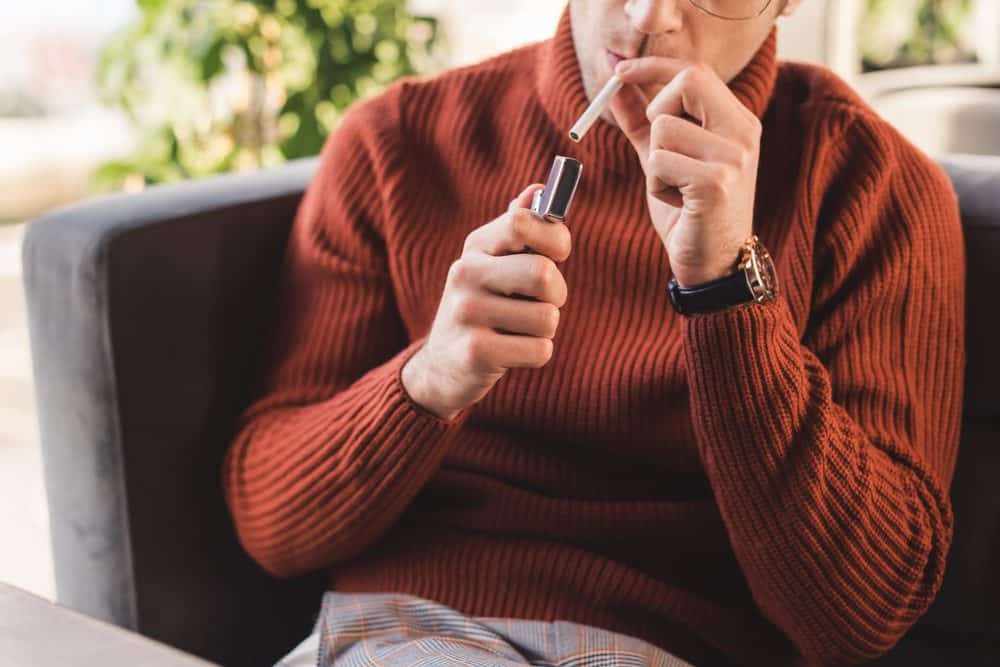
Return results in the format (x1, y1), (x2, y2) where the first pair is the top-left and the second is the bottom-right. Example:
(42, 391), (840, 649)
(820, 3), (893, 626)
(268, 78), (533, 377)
(221, 8), (965, 666)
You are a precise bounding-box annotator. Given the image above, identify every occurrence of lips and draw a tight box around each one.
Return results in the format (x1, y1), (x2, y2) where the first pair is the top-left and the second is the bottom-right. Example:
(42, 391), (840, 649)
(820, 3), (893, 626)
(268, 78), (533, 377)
(605, 49), (628, 69)
(606, 42), (646, 72)
(606, 49), (628, 72)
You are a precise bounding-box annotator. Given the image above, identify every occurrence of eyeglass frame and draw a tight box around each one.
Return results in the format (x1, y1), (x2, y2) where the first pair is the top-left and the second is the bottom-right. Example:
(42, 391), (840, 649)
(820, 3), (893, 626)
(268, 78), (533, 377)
(687, 0), (775, 21)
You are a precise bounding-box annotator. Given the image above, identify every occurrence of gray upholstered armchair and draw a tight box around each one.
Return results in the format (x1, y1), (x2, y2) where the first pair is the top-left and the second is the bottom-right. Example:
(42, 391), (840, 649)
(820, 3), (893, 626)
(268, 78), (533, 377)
(22, 154), (1000, 666)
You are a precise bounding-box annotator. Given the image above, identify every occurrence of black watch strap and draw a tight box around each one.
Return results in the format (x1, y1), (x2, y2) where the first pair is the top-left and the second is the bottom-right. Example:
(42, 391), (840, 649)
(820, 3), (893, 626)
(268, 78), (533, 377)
(667, 270), (753, 315)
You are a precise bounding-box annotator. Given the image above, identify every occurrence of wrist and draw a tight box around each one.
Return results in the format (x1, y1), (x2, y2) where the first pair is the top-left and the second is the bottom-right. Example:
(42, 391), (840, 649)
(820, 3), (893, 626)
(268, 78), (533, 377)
(671, 232), (759, 288)
(401, 350), (460, 421)
(667, 234), (779, 316)
(673, 255), (740, 289)
(674, 265), (738, 289)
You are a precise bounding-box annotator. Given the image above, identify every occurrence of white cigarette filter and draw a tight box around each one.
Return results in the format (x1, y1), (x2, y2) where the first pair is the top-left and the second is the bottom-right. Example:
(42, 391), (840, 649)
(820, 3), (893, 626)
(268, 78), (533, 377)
(569, 74), (624, 142)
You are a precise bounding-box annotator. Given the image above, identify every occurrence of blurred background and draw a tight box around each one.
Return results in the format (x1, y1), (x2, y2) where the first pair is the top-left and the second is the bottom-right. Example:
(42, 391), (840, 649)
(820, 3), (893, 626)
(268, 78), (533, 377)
(2, 0), (997, 603)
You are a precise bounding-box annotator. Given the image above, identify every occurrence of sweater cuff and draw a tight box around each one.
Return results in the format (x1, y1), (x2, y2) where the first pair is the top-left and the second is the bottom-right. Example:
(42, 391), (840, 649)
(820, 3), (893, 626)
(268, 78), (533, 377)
(680, 293), (795, 391)
(679, 294), (799, 467)
(680, 293), (791, 347)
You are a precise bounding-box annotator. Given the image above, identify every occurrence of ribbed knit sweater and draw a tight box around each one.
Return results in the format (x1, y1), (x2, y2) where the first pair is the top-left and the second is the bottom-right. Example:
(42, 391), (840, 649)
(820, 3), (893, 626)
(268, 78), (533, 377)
(221, 7), (966, 666)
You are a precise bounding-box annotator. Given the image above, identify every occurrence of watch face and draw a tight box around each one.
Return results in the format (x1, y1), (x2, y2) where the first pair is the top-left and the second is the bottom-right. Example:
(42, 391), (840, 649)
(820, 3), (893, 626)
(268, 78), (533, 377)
(748, 242), (778, 301)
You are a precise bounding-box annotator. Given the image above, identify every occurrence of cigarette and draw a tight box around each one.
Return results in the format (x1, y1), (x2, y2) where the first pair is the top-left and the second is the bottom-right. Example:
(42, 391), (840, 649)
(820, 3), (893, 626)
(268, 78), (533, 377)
(569, 74), (624, 142)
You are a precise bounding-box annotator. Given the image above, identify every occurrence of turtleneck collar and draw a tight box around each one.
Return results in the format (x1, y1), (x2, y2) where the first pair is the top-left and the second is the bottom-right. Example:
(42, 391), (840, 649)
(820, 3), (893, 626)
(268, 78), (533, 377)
(535, 5), (779, 176)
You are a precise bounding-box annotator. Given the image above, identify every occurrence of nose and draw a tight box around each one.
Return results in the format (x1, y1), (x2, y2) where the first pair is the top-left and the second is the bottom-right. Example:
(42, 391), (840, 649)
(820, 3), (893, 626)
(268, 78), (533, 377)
(624, 0), (684, 35)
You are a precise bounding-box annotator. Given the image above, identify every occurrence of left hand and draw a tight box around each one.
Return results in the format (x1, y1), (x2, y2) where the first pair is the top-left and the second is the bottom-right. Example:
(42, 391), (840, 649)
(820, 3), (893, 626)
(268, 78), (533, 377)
(608, 58), (761, 287)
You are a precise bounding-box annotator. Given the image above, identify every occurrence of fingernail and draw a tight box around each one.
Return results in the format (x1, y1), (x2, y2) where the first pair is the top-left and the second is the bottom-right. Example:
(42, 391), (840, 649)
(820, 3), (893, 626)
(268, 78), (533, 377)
(615, 61), (631, 75)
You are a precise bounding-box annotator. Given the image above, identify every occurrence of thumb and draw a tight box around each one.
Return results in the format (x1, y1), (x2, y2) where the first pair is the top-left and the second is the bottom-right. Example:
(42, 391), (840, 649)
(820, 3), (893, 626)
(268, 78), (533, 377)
(509, 183), (545, 212)
(608, 81), (651, 169)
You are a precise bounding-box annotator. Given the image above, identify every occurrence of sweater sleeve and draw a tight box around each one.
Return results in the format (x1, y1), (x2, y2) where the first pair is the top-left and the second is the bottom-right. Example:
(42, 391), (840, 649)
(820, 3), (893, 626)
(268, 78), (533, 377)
(221, 87), (471, 579)
(681, 122), (966, 664)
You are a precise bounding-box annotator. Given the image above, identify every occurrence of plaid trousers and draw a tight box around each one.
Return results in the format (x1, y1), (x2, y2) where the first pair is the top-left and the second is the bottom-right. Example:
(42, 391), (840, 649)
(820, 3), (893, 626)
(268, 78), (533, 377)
(274, 591), (692, 667)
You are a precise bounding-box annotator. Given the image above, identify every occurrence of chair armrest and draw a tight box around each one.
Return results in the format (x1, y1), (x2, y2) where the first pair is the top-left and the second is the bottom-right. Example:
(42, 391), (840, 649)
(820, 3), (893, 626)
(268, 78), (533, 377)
(22, 158), (327, 665)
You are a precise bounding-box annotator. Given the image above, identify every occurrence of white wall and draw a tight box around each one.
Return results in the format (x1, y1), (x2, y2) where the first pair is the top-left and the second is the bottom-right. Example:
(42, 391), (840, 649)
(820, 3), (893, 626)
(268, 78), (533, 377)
(777, 0), (830, 64)
(412, 0), (567, 67)
(974, 0), (1000, 64)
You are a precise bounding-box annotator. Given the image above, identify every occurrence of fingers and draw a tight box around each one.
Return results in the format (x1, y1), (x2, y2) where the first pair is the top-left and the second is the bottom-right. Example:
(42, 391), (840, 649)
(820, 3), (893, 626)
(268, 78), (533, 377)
(465, 329), (554, 371)
(646, 149), (721, 206)
(509, 183), (545, 212)
(616, 59), (748, 136)
(615, 56), (687, 86)
(448, 252), (568, 308)
(465, 203), (573, 263)
(438, 184), (573, 376)
(608, 81), (652, 165)
(649, 114), (742, 165)
(615, 57), (687, 120)
(452, 291), (560, 339)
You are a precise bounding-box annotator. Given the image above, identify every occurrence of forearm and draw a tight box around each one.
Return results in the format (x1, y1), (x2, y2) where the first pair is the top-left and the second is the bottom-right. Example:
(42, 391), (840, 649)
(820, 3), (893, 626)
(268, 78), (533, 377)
(222, 338), (468, 578)
(683, 296), (957, 664)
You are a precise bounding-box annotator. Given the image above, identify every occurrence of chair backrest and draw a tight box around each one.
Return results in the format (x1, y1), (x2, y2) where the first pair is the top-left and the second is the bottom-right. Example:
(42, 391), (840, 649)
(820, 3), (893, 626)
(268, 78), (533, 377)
(23, 158), (325, 666)
(859, 65), (1000, 157)
(914, 154), (1000, 659)
(870, 88), (1000, 156)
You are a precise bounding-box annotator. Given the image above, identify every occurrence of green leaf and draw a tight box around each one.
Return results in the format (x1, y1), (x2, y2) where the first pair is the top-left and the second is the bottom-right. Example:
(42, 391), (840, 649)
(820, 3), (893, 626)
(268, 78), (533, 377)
(93, 0), (437, 192)
(199, 38), (227, 80)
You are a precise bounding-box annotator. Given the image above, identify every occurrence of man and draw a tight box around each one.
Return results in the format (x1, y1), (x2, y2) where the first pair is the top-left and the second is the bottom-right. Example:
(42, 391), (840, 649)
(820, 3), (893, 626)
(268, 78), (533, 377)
(222, 1), (966, 665)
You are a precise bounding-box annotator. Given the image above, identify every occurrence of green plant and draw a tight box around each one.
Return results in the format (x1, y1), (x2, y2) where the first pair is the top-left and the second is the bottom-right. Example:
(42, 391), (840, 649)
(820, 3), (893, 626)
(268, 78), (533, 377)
(95, 0), (438, 190)
(860, 0), (976, 71)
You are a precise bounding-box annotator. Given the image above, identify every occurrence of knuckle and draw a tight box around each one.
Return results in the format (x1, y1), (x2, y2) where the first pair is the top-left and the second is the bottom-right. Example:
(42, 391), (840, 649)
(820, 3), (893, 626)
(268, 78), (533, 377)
(447, 258), (471, 285)
(451, 292), (478, 323)
(702, 180), (726, 200)
(705, 164), (729, 192)
(650, 115), (672, 145)
(447, 259), (461, 282)
(531, 257), (555, 290)
(688, 63), (710, 84)
(677, 66), (697, 89)
(462, 229), (479, 253)
(734, 111), (762, 149)
(652, 114), (673, 133)
(737, 131), (759, 156)
(646, 171), (660, 196)
(464, 332), (490, 367)
(720, 143), (746, 170)
(648, 149), (668, 171)
(510, 210), (532, 243)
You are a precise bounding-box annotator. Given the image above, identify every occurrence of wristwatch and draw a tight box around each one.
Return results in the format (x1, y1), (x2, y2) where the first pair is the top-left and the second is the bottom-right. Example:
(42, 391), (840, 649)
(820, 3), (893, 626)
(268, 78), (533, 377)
(667, 234), (779, 315)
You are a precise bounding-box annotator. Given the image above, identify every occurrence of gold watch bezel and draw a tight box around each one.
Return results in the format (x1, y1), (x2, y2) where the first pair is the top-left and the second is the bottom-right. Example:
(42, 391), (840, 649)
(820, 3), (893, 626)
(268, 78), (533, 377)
(736, 234), (779, 304)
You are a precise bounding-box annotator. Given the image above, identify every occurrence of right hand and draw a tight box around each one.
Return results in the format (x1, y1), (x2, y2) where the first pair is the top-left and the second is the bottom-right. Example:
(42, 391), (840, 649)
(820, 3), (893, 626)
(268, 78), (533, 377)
(401, 183), (573, 420)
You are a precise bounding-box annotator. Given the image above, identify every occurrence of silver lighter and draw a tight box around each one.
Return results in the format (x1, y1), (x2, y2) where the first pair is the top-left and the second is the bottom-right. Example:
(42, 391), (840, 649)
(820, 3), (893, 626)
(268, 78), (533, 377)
(530, 156), (583, 221)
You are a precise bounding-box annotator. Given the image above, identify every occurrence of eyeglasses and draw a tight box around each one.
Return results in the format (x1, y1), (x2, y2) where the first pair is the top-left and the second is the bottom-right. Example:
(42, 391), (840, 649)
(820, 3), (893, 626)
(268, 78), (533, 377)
(687, 0), (775, 21)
